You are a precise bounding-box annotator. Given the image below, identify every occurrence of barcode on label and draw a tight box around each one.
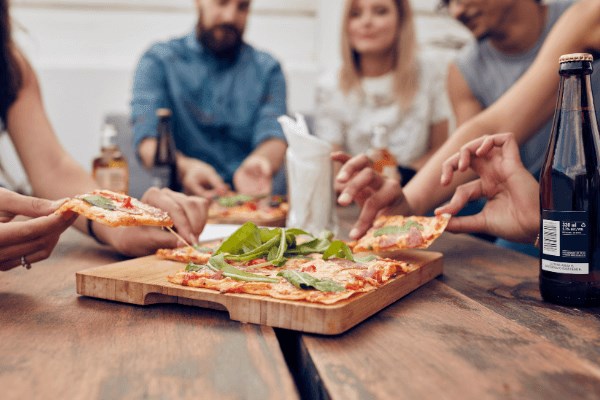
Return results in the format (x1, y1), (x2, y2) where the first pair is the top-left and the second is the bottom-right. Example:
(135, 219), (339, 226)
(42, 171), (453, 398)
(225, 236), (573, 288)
(542, 219), (560, 256)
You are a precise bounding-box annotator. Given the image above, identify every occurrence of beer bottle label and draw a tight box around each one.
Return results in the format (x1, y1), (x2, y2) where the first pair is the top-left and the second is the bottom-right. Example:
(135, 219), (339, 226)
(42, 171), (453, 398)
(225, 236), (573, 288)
(541, 210), (589, 274)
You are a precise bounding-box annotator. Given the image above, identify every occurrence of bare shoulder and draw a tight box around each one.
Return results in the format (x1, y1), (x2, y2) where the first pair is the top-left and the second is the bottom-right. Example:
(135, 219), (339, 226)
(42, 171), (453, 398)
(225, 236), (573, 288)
(11, 48), (40, 91)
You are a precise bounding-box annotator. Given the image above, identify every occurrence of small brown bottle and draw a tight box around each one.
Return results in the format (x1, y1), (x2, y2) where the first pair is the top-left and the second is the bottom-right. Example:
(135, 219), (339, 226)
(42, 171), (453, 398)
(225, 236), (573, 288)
(92, 123), (128, 193)
(539, 53), (600, 306)
(367, 125), (401, 181)
(152, 108), (180, 191)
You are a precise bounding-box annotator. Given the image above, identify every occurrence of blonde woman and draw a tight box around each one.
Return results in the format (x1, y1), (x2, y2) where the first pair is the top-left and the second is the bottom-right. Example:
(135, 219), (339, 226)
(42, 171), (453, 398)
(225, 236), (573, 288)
(316, 0), (449, 185)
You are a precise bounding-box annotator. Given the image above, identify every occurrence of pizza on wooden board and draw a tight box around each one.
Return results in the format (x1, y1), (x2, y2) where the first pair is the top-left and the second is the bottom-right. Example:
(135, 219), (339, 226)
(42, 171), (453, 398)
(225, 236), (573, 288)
(208, 193), (288, 224)
(352, 214), (451, 253)
(55, 189), (173, 227)
(160, 223), (420, 305)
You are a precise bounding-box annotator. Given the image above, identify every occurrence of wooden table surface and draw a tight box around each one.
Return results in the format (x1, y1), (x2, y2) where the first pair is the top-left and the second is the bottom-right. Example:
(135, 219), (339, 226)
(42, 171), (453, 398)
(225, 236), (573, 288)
(0, 229), (298, 400)
(2, 215), (600, 400)
(282, 211), (600, 400)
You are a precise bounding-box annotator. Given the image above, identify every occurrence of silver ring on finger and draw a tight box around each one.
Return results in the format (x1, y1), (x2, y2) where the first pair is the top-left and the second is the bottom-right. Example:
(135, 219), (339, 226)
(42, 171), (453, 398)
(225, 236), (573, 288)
(21, 255), (32, 270)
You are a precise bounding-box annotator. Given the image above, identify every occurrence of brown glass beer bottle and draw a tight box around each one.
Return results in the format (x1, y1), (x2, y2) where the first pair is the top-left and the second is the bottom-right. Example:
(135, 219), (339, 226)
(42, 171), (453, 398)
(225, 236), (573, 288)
(539, 53), (600, 306)
(152, 108), (181, 191)
(92, 123), (129, 193)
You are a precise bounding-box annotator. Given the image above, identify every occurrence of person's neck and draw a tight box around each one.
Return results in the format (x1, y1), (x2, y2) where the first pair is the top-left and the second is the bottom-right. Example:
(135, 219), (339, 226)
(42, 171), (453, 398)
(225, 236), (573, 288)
(489, 2), (547, 55)
(359, 53), (394, 77)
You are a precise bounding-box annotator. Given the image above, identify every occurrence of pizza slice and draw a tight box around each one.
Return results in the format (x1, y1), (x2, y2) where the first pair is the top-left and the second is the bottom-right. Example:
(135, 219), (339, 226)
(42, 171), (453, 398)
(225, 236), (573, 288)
(208, 192), (288, 226)
(352, 214), (451, 253)
(156, 240), (222, 264)
(55, 189), (173, 227)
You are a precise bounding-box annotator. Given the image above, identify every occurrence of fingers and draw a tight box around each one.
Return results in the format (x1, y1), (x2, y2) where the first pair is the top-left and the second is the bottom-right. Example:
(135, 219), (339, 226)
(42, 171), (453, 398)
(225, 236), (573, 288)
(348, 179), (404, 239)
(335, 153), (372, 183)
(0, 212), (76, 247)
(444, 213), (488, 235)
(0, 189), (65, 218)
(434, 179), (484, 216)
(331, 151), (351, 164)
(142, 188), (208, 245)
(0, 220), (67, 271)
(337, 167), (386, 207)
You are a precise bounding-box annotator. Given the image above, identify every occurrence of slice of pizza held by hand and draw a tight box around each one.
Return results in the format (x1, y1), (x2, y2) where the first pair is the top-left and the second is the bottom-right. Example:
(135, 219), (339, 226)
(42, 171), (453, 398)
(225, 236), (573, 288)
(55, 189), (173, 227)
(352, 214), (451, 253)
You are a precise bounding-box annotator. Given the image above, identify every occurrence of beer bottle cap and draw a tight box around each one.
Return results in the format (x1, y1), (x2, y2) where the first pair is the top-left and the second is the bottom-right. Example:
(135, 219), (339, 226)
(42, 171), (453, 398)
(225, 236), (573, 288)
(559, 53), (594, 63)
(156, 108), (172, 117)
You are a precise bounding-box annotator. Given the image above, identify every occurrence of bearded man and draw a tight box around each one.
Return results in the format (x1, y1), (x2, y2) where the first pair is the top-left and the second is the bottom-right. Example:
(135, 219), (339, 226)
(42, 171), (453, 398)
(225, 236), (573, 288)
(132, 0), (287, 197)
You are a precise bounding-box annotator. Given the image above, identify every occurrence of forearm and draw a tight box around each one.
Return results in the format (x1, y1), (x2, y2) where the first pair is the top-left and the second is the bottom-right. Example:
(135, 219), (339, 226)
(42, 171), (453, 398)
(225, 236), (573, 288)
(403, 119), (488, 215)
(250, 138), (287, 172)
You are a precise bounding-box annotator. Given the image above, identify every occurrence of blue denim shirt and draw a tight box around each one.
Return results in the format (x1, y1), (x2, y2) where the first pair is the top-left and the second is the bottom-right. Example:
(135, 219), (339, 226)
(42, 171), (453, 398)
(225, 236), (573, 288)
(131, 32), (287, 185)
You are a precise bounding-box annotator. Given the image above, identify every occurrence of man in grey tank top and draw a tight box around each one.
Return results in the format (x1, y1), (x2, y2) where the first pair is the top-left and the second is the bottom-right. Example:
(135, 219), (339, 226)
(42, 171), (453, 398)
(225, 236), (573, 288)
(444, 0), (599, 178)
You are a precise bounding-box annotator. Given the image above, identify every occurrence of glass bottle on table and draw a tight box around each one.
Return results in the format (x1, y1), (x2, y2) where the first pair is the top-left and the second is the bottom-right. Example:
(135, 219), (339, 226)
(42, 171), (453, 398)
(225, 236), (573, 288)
(92, 123), (129, 193)
(539, 53), (600, 306)
(367, 124), (401, 181)
(152, 108), (181, 192)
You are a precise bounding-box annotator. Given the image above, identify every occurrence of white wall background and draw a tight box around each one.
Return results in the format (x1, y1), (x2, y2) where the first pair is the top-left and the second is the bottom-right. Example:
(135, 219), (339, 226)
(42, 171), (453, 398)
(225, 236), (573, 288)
(2, 0), (470, 190)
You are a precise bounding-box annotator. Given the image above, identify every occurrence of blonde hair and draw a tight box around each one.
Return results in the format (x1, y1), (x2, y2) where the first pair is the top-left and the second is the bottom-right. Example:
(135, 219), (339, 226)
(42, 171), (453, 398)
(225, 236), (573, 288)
(339, 0), (418, 110)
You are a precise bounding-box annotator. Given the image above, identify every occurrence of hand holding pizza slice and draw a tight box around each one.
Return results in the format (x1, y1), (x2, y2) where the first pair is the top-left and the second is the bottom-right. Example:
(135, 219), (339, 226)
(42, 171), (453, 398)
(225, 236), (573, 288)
(56, 188), (209, 257)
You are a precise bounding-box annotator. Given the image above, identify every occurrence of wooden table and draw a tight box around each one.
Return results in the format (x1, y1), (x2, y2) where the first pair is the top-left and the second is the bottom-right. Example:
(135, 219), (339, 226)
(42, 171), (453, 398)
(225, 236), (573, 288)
(281, 209), (600, 399)
(0, 229), (298, 400)
(2, 218), (600, 399)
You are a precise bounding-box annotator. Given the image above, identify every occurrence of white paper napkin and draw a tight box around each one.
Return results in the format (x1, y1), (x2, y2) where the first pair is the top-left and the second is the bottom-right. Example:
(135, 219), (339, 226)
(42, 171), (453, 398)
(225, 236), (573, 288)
(278, 113), (337, 236)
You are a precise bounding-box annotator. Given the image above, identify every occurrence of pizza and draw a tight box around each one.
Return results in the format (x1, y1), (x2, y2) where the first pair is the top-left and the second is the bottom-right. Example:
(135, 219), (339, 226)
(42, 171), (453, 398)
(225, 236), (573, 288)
(55, 189), (173, 227)
(208, 193), (288, 226)
(352, 214), (451, 253)
(166, 253), (414, 305)
(160, 222), (419, 305)
(156, 240), (222, 264)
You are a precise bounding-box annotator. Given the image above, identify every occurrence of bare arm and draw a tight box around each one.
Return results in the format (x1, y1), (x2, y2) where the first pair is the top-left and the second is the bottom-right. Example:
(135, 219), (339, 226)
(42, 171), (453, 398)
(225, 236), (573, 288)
(447, 62), (483, 127)
(409, 119), (448, 171)
(7, 53), (208, 254)
(403, 0), (600, 215)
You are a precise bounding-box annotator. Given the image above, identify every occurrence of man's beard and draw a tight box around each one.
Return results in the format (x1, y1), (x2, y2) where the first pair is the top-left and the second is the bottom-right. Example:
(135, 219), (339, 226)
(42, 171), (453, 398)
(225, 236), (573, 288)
(197, 19), (243, 60)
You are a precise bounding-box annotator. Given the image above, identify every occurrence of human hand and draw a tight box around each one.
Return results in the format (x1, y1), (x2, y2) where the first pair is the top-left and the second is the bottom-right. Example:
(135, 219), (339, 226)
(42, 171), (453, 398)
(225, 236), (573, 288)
(332, 152), (412, 240)
(180, 158), (229, 198)
(435, 133), (539, 243)
(98, 187), (209, 257)
(0, 189), (77, 271)
(233, 155), (273, 196)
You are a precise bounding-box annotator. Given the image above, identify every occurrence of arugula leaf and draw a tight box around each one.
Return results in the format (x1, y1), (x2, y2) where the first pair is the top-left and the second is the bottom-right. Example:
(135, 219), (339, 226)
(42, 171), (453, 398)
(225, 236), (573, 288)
(82, 195), (116, 211)
(278, 270), (345, 292)
(217, 194), (255, 208)
(373, 221), (424, 237)
(185, 263), (209, 272)
(215, 222), (261, 255)
(193, 244), (215, 253)
(207, 254), (279, 283)
(354, 254), (377, 263)
(322, 240), (354, 261)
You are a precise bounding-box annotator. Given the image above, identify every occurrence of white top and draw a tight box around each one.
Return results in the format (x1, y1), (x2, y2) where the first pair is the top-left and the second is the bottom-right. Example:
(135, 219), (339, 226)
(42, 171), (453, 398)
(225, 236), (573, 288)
(315, 55), (450, 167)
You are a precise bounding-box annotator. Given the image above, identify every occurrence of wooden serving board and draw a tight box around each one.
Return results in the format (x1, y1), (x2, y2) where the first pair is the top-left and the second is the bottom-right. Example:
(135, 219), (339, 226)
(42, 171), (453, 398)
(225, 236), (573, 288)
(76, 250), (443, 335)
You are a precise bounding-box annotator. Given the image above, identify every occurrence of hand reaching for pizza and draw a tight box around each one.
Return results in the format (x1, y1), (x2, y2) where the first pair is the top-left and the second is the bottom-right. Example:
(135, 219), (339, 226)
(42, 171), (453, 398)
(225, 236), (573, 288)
(180, 157), (229, 198)
(435, 132), (539, 243)
(332, 152), (413, 240)
(0, 189), (77, 271)
(233, 155), (273, 196)
(90, 188), (209, 257)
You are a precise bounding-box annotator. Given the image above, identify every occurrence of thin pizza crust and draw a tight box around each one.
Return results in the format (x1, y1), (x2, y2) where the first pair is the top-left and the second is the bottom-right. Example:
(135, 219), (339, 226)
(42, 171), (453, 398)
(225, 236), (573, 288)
(352, 214), (451, 253)
(165, 253), (412, 305)
(208, 194), (288, 225)
(56, 189), (173, 227)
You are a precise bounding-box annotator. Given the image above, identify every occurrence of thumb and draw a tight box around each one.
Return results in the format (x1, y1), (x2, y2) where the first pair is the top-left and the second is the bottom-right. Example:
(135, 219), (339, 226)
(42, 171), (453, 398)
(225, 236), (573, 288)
(7, 192), (66, 218)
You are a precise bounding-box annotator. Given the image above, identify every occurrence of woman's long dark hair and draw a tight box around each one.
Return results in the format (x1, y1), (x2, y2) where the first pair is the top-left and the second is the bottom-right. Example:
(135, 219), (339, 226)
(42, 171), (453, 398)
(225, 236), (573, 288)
(0, 0), (22, 123)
